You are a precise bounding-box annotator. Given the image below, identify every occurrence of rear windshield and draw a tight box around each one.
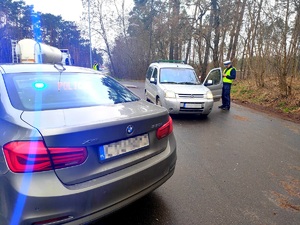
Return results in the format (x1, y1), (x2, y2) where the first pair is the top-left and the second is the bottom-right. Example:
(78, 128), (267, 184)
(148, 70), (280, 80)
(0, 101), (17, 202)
(3, 72), (140, 111)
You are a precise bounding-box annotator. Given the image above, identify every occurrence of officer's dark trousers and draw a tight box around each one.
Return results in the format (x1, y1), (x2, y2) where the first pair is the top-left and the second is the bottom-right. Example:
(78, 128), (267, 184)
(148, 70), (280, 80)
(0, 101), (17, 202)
(222, 82), (232, 109)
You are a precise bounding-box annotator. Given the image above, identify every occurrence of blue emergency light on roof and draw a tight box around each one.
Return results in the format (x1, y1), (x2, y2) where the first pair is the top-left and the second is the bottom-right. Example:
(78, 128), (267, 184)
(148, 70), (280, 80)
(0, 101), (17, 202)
(33, 82), (46, 89)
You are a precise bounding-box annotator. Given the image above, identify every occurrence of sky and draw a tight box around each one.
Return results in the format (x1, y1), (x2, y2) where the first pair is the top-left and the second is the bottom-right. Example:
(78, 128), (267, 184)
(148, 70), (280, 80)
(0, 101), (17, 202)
(23, 0), (83, 22)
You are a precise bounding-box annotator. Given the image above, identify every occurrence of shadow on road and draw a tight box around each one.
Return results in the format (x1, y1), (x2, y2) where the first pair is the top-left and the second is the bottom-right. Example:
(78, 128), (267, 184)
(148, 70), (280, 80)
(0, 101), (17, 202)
(91, 192), (170, 225)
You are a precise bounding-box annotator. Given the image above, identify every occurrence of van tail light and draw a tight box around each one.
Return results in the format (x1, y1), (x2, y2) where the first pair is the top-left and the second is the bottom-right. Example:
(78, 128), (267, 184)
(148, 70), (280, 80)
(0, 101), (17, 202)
(3, 141), (87, 173)
(156, 116), (173, 140)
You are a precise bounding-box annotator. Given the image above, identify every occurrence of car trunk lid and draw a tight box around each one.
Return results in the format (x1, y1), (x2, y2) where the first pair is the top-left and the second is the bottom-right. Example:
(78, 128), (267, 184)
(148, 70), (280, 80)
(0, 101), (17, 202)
(20, 101), (170, 185)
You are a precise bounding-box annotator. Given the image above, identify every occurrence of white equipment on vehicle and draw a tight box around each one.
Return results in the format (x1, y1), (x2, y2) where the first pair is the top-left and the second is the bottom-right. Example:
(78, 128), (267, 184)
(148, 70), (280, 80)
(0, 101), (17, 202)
(12, 39), (73, 65)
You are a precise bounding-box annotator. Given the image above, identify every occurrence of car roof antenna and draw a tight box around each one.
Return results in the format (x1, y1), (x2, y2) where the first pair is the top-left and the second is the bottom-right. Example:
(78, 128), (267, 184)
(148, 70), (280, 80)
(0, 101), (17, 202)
(54, 63), (66, 73)
(54, 63), (66, 91)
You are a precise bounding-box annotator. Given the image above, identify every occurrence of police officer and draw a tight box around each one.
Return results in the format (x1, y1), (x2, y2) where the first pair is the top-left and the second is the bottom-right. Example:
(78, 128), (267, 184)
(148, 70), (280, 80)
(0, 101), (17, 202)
(219, 60), (236, 110)
(93, 61), (99, 70)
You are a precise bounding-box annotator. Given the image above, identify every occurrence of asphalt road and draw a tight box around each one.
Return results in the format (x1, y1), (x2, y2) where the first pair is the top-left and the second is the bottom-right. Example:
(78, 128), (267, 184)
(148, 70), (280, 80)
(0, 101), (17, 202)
(93, 81), (300, 225)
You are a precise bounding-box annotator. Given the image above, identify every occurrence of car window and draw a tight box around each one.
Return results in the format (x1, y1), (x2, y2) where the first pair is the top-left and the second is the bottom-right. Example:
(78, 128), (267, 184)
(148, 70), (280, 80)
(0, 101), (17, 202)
(151, 68), (158, 81)
(205, 69), (221, 85)
(146, 66), (154, 80)
(3, 72), (140, 111)
(160, 68), (200, 84)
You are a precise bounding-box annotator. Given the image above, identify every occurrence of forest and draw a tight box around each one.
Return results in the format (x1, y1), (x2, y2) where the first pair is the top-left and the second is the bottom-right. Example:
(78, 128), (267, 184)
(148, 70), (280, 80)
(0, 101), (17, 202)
(82, 0), (300, 117)
(1, 0), (300, 116)
(84, 0), (299, 97)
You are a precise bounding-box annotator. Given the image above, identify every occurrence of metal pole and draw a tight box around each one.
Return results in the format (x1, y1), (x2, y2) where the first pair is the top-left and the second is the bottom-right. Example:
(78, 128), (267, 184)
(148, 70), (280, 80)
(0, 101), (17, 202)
(88, 0), (93, 68)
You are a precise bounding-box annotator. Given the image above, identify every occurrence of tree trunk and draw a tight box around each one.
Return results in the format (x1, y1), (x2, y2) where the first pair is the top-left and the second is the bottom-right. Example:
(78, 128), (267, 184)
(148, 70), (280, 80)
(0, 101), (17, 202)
(212, 0), (220, 67)
(168, 0), (180, 60)
(230, 0), (246, 60)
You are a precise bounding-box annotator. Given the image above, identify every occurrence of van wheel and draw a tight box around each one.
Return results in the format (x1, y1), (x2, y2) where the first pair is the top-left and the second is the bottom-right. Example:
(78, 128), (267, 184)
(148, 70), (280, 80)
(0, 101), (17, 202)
(156, 97), (162, 106)
(145, 91), (149, 102)
(200, 114), (208, 119)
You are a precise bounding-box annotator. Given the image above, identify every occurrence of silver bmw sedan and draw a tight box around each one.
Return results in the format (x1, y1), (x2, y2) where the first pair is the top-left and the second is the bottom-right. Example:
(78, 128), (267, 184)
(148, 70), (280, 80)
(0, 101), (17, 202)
(0, 63), (176, 225)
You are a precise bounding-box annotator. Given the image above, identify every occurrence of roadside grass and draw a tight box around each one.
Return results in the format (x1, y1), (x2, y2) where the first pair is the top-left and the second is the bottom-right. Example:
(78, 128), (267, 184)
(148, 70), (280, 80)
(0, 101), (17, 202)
(231, 77), (300, 116)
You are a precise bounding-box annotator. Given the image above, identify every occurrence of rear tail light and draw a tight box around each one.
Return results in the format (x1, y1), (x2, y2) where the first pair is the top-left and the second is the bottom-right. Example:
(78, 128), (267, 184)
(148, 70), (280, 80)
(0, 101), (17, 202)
(3, 141), (87, 173)
(156, 116), (173, 139)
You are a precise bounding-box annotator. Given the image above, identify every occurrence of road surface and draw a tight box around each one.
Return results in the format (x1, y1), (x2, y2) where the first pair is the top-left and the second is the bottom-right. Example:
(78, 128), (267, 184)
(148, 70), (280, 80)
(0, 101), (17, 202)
(92, 81), (300, 225)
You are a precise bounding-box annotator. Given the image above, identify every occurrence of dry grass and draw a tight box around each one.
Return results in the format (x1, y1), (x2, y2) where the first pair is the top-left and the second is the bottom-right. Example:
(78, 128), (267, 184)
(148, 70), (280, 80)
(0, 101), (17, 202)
(231, 76), (300, 124)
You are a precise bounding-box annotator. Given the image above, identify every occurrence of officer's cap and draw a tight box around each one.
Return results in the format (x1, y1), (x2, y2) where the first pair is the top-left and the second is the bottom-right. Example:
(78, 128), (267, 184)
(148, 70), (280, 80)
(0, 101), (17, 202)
(224, 60), (231, 66)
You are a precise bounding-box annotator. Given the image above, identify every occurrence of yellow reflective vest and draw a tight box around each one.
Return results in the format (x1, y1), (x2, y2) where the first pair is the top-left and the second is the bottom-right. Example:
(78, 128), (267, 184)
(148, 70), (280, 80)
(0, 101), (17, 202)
(223, 67), (236, 84)
(93, 63), (98, 70)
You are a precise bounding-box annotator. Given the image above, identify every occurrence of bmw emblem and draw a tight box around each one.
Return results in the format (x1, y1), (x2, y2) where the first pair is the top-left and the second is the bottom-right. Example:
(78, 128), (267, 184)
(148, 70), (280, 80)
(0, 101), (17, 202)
(126, 125), (134, 135)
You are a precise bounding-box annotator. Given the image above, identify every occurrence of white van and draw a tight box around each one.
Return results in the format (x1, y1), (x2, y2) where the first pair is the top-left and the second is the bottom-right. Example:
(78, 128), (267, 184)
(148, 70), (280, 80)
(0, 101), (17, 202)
(145, 60), (223, 116)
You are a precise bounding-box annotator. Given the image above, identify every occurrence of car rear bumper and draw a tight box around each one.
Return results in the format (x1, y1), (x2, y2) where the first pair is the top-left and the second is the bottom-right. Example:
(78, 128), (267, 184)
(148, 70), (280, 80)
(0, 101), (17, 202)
(0, 135), (176, 225)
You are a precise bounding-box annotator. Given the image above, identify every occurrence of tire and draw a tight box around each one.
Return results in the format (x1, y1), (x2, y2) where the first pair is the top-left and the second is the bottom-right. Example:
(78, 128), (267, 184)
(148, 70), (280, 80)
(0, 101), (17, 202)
(144, 90), (149, 102)
(156, 97), (162, 106)
(200, 114), (209, 118)
(145, 90), (151, 102)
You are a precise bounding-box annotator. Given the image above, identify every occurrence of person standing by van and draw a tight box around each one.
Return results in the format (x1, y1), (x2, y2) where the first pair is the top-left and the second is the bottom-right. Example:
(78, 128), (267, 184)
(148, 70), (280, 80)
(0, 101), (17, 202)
(93, 61), (99, 70)
(219, 60), (236, 110)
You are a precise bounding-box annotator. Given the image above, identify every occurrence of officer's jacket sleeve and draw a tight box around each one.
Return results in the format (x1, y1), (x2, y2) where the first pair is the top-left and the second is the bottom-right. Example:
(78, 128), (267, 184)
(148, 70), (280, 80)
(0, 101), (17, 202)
(227, 68), (236, 80)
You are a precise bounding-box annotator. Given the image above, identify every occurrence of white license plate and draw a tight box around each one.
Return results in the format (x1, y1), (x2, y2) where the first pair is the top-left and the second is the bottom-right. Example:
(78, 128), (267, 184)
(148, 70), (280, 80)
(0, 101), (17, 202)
(183, 103), (203, 108)
(99, 134), (149, 161)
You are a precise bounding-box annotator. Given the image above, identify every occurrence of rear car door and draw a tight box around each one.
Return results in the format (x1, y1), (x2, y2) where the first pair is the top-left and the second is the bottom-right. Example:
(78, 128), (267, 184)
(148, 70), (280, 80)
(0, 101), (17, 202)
(203, 67), (223, 101)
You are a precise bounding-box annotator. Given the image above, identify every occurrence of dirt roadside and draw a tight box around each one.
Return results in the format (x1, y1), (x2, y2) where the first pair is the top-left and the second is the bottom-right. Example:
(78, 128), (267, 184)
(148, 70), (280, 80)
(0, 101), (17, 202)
(233, 99), (300, 125)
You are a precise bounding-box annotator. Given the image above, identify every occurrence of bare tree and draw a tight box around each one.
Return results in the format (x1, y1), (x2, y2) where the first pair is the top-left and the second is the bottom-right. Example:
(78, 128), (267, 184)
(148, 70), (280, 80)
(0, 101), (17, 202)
(231, 0), (246, 61)
(168, 0), (180, 60)
(194, 1), (211, 77)
(267, 0), (299, 96)
(212, 0), (220, 67)
(243, 0), (264, 80)
(80, 0), (299, 85)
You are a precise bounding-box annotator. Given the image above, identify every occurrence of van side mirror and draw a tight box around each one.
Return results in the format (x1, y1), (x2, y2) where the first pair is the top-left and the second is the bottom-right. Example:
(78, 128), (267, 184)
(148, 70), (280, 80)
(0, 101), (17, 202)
(150, 77), (157, 84)
(205, 79), (213, 86)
